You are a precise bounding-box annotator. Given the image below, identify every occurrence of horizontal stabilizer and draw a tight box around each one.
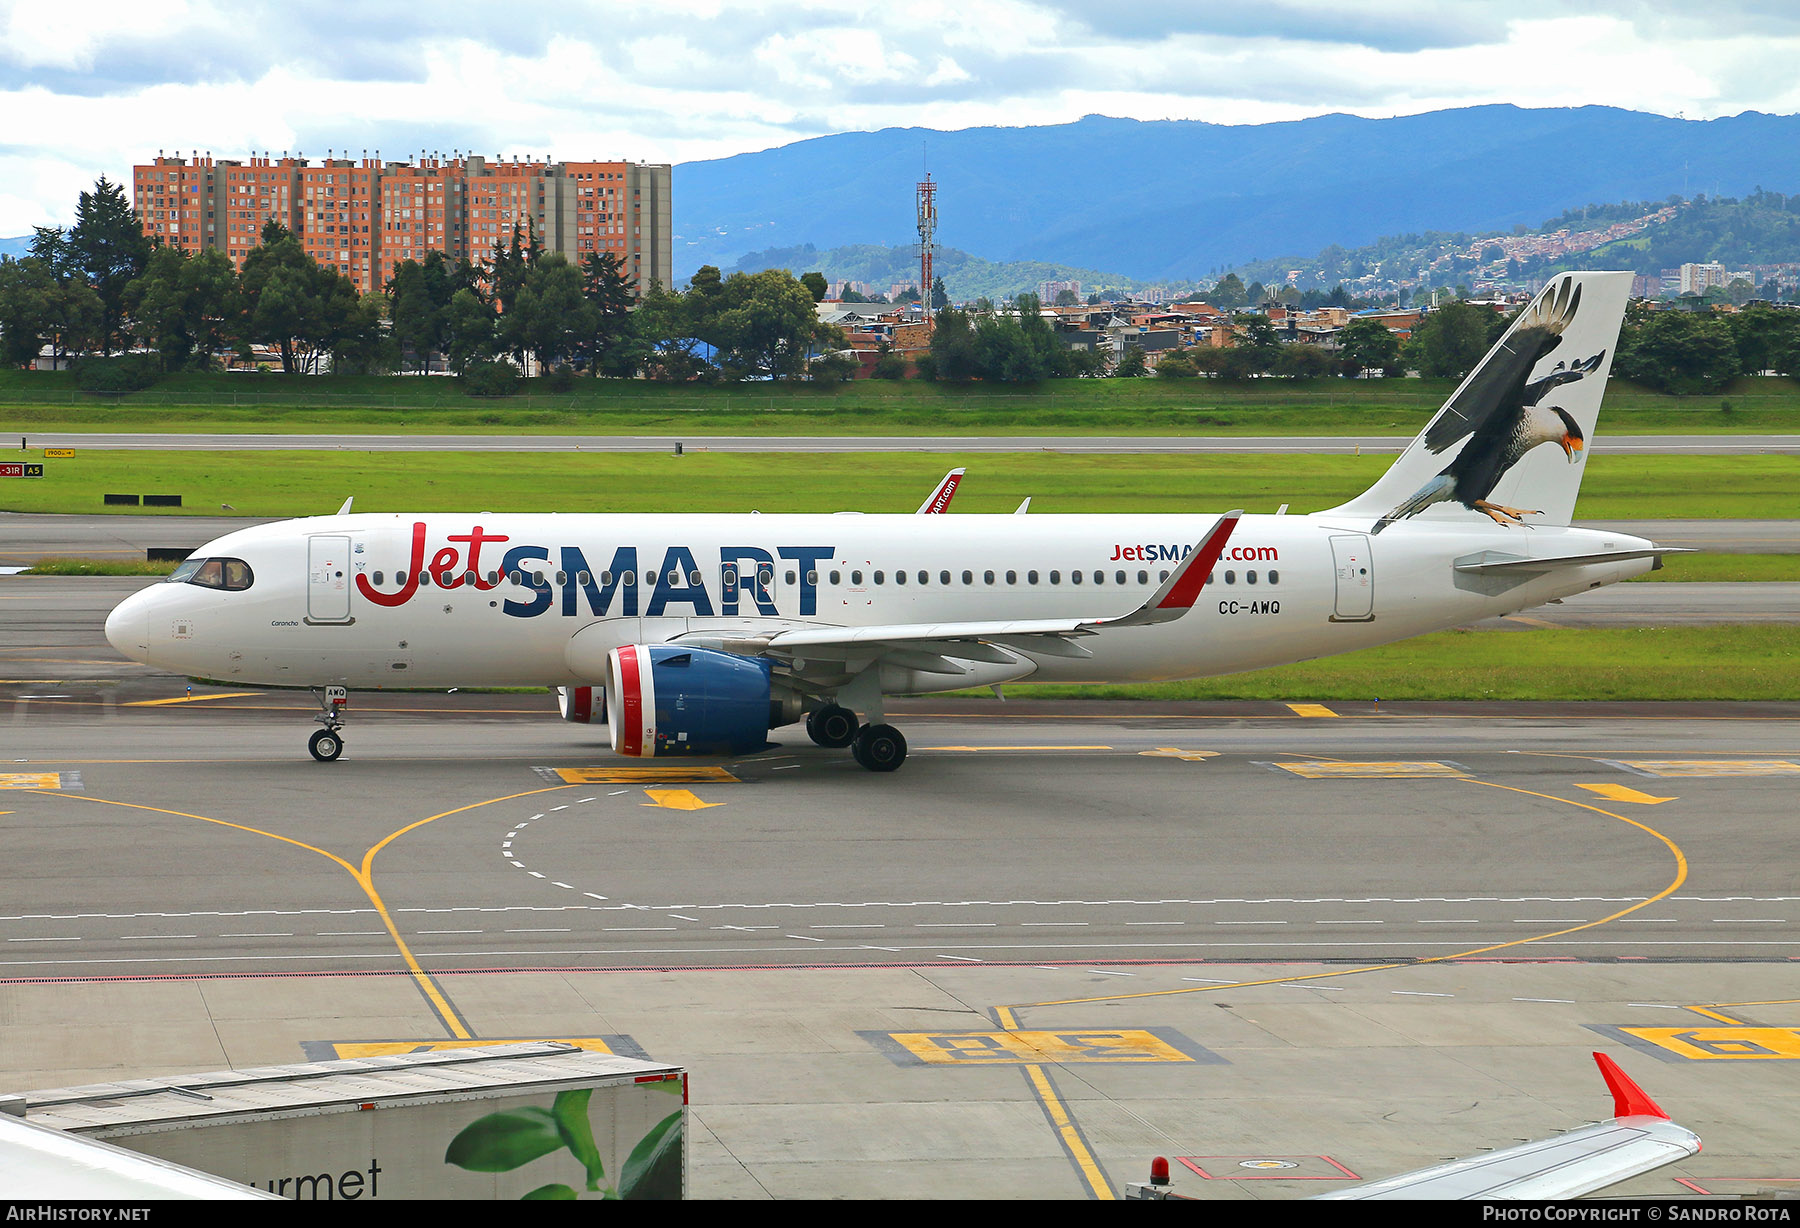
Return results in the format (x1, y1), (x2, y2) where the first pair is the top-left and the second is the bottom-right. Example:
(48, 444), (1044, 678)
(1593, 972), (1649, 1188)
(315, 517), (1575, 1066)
(1453, 547), (1689, 574)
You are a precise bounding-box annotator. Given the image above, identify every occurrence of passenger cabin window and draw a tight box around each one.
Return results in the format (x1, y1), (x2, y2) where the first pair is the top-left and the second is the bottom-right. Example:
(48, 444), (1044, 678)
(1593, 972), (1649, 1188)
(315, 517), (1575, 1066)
(1268, 570), (1280, 585)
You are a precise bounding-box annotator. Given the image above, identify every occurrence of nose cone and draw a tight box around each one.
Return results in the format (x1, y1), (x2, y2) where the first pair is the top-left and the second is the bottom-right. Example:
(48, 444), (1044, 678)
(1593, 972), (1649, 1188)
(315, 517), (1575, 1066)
(105, 589), (154, 664)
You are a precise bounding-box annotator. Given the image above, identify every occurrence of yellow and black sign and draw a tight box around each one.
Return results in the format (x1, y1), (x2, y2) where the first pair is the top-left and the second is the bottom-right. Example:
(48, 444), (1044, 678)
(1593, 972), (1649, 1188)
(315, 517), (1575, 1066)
(1604, 759), (1800, 778)
(1272, 760), (1469, 779)
(0, 772), (69, 790)
(864, 1027), (1221, 1067)
(1615, 1027), (1800, 1060)
(539, 765), (740, 784)
(304, 1036), (648, 1061)
(44, 448), (75, 458)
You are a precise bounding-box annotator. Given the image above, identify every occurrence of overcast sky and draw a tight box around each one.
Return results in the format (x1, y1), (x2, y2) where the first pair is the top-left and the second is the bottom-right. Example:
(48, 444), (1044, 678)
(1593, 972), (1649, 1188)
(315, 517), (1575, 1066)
(4, 0), (1800, 235)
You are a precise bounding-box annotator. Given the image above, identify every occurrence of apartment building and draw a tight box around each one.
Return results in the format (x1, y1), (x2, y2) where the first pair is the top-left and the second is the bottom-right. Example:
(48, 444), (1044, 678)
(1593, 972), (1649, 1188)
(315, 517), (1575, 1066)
(131, 151), (672, 297)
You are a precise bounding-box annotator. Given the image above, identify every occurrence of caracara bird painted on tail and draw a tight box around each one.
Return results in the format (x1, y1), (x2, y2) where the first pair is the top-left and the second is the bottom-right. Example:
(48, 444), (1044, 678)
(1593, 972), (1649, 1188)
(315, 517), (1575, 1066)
(1374, 278), (1601, 534)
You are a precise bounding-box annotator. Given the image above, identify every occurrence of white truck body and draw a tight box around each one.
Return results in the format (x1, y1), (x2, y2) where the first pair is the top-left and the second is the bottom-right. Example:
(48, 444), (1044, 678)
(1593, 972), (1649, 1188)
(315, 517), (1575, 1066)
(19, 1043), (685, 1200)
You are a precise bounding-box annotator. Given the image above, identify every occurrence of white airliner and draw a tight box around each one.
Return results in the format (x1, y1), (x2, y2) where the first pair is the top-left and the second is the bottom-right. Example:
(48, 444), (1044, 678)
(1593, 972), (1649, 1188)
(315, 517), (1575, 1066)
(106, 272), (1672, 771)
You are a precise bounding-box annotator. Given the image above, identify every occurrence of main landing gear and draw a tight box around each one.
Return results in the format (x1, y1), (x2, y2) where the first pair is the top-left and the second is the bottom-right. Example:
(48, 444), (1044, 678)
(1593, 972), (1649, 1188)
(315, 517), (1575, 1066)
(807, 703), (907, 772)
(308, 685), (348, 762)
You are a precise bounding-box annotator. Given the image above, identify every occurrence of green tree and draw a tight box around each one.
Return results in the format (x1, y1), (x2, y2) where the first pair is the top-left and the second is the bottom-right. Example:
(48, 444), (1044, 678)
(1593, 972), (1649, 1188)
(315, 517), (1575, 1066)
(1615, 310), (1741, 393)
(514, 254), (595, 372)
(580, 251), (639, 375)
(1234, 314), (1283, 374)
(709, 268), (836, 381)
(870, 349), (908, 380)
(800, 271), (828, 302)
(385, 259), (441, 374)
(10, 230), (102, 368)
(931, 276), (949, 310)
(1726, 306), (1800, 376)
(66, 177), (153, 355)
(0, 258), (56, 367)
(926, 306), (981, 381)
(1155, 349), (1199, 378)
(442, 287), (497, 375)
(636, 279), (716, 382)
(124, 245), (237, 370)
(239, 223), (365, 374)
(1338, 317), (1401, 374)
(1114, 345), (1147, 377)
(1209, 273), (1246, 309)
(1402, 299), (1502, 379)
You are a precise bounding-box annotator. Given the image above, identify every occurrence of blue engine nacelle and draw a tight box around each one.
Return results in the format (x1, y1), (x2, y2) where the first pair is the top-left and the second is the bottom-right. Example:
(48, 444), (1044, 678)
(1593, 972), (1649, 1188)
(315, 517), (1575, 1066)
(604, 644), (774, 757)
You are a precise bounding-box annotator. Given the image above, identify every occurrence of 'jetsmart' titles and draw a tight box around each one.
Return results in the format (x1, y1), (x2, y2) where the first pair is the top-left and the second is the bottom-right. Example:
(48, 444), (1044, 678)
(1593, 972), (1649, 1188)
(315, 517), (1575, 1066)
(352, 523), (834, 619)
(1111, 543), (1277, 562)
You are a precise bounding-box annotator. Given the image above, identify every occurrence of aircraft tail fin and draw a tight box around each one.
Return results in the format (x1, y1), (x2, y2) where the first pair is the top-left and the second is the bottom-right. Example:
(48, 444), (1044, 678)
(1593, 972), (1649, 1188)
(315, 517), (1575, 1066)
(1325, 272), (1631, 533)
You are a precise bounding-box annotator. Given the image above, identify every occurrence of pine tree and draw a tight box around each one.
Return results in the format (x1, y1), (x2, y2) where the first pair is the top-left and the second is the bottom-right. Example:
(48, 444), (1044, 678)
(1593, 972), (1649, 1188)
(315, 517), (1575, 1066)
(66, 177), (153, 354)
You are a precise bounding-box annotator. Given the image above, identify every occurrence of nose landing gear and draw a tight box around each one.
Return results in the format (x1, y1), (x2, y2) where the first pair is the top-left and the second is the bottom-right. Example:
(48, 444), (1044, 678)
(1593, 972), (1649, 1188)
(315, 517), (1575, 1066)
(308, 685), (348, 762)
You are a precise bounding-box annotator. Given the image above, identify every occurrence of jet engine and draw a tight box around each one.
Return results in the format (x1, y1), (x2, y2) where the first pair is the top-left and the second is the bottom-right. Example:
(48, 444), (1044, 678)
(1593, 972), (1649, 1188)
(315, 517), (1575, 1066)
(604, 644), (799, 757)
(556, 685), (606, 724)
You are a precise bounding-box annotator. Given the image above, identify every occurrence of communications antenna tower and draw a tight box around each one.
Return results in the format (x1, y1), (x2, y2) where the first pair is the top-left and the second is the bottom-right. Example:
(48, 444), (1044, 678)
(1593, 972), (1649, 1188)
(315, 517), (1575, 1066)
(916, 172), (936, 326)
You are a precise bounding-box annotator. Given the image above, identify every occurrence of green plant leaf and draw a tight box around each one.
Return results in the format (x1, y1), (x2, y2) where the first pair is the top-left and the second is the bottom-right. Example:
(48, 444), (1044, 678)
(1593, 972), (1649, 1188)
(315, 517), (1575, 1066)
(445, 1106), (565, 1172)
(552, 1088), (606, 1191)
(618, 1109), (684, 1200)
(522, 1183), (580, 1200)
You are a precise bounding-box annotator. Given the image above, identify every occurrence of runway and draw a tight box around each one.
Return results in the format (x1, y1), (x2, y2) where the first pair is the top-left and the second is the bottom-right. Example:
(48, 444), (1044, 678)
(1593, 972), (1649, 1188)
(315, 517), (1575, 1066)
(3, 511), (1795, 568)
(14, 431), (1800, 454)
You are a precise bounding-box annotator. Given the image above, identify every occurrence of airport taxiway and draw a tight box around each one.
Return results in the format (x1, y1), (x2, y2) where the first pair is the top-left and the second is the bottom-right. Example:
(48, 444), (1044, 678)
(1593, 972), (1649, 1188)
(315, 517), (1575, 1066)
(2, 693), (1797, 1199)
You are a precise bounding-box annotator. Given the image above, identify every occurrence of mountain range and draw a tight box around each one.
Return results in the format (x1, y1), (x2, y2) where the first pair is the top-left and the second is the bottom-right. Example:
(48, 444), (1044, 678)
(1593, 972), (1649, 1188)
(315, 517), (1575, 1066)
(674, 105), (1800, 283)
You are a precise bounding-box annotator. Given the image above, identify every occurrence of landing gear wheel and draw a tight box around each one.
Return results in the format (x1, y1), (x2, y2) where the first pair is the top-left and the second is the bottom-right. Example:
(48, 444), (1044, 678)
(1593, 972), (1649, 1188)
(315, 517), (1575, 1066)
(806, 704), (859, 748)
(308, 728), (344, 762)
(851, 723), (907, 772)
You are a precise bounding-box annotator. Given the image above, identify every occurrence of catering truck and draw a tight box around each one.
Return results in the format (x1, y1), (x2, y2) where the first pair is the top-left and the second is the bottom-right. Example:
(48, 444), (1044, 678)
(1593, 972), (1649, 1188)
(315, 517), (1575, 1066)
(17, 1042), (685, 1200)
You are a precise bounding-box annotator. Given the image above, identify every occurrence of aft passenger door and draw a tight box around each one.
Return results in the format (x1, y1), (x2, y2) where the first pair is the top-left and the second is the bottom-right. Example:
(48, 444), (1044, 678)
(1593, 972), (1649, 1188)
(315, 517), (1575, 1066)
(306, 534), (354, 624)
(1329, 533), (1374, 622)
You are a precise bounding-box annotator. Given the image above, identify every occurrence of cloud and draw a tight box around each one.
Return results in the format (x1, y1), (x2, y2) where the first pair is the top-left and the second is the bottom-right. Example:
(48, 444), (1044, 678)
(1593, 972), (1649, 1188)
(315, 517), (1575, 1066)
(2, 0), (1799, 233)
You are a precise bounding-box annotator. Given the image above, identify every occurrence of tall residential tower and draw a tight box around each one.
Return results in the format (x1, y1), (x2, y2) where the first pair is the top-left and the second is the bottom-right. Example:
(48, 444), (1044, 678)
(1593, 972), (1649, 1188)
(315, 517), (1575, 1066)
(130, 152), (672, 297)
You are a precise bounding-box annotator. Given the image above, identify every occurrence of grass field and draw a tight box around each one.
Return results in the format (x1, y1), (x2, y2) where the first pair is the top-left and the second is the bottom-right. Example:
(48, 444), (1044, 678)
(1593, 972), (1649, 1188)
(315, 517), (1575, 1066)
(3, 448), (1795, 519)
(1632, 554), (1800, 582)
(980, 626), (1800, 702)
(2, 370), (1797, 435)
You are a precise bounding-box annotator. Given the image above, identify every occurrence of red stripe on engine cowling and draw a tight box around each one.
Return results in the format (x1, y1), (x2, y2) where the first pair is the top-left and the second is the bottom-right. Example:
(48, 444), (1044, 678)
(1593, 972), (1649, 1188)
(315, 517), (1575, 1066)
(566, 686), (593, 723)
(1157, 513), (1241, 610)
(616, 646), (644, 757)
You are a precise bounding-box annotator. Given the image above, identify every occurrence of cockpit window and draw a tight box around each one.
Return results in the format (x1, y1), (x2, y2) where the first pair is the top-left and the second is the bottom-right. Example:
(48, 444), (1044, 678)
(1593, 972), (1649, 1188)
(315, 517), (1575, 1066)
(171, 556), (255, 591)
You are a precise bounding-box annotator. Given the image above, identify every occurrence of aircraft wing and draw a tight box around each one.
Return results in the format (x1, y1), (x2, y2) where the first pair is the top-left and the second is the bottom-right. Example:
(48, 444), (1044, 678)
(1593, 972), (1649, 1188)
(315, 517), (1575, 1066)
(674, 511), (1242, 672)
(1311, 1053), (1701, 1201)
